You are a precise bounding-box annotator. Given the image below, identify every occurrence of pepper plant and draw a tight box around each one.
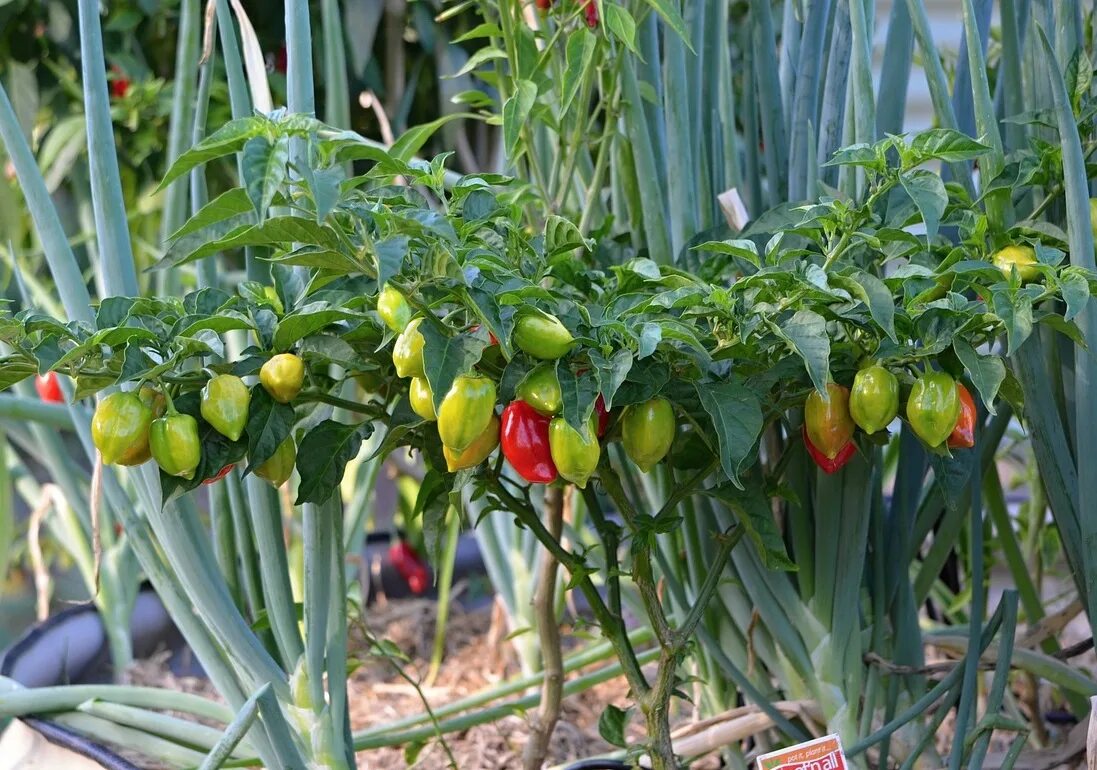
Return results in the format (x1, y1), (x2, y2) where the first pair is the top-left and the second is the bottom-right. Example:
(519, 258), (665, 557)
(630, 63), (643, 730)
(0, 96), (1094, 770)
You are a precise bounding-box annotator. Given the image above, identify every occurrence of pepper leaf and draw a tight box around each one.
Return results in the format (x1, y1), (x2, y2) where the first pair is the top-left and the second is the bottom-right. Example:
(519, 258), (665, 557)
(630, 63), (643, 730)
(695, 380), (762, 490)
(294, 420), (370, 505)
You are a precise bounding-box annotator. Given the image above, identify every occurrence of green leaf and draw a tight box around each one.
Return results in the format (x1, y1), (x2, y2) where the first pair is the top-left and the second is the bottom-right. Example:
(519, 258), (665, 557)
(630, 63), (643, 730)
(705, 484), (795, 570)
(157, 116), (266, 191)
(831, 271), (896, 342)
(589, 349), (633, 410)
(273, 302), (361, 350)
(420, 323), (489, 412)
(603, 5), (638, 54)
(389, 113), (480, 162)
(558, 365), (599, 433)
(597, 705), (632, 749)
(909, 128), (990, 163)
(900, 168), (947, 241)
(241, 134), (290, 221)
(308, 165), (345, 222)
(169, 188), (255, 241)
(953, 339), (1005, 415)
(641, 0), (692, 52)
(992, 290), (1034, 355)
(244, 386), (296, 474)
(295, 420), (369, 505)
(695, 380), (763, 489)
(777, 309), (830, 394)
(503, 80), (537, 159)
(561, 29), (597, 117)
(545, 215), (591, 256)
(159, 216), (341, 270)
(1059, 269), (1091, 322)
(452, 46), (507, 78)
(693, 239), (760, 268)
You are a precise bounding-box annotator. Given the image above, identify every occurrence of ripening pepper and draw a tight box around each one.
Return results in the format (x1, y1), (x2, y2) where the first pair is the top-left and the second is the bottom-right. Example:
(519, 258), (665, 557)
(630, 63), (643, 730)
(260, 353), (305, 403)
(849, 365), (899, 435)
(150, 413), (201, 479)
(947, 383), (976, 449)
(203, 464), (234, 486)
(393, 317), (426, 378)
(804, 383), (855, 460)
(802, 425), (856, 474)
(378, 285), (412, 333)
(35, 372), (63, 403)
(437, 375), (497, 452)
(444, 414), (500, 472)
(389, 541), (428, 594)
(581, 0), (598, 27)
(139, 386), (167, 418)
(409, 377), (437, 421)
(92, 391), (155, 466)
(516, 365), (563, 416)
(119, 386), (168, 466)
(254, 436), (297, 487)
(991, 244), (1040, 282)
(201, 374), (251, 442)
(594, 395), (610, 437)
(621, 397), (675, 472)
(549, 416), (600, 488)
(500, 400), (557, 483)
(907, 371), (962, 447)
(513, 313), (574, 360)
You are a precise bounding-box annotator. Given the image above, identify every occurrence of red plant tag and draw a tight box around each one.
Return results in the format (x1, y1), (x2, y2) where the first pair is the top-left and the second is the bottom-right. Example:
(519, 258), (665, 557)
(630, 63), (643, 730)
(756, 735), (847, 770)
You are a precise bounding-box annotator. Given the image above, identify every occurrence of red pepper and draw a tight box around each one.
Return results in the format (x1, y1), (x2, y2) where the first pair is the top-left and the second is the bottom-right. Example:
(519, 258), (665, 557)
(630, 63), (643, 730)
(594, 395), (609, 438)
(388, 541), (428, 594)
(581, 0), (598, 27)
(947, 383), (976, 449)
(470, 324), (499, 346)
(202, 464), (235, 486)
(35, 373), (63, 403)
(802, 425), (855, 474)
(500, 400), (558, 483)
(109, 66), (130, 99)
(536, 0), (552, 9)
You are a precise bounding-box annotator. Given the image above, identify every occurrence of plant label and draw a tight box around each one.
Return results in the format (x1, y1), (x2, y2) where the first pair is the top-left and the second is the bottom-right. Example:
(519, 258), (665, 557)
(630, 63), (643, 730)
(756, 734), (847, 770)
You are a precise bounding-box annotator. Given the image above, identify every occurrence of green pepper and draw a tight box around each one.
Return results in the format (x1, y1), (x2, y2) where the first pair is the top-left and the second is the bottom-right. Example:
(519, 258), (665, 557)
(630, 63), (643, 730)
(513, 312), (573, 360)
(393, 317), (426, 378)
(548, 415), (600, 488)
(377, 284), (412, 333)
(515, 365), (562, 416)
(907, 371), (961, 447)
(804, 383), (855, 460)
(443, 414), (500, 472)
(437, 375), (497, 452)
(621, 397), (676, 473)
(848, 365), (899, 435)
(260, 353), (305, 404)
(254, 437), (297, 487)
(201, 374), (251, 442)
(409, 377), (436, 421)
(92, 391), (154, 466)
(150, 413), (201, 479)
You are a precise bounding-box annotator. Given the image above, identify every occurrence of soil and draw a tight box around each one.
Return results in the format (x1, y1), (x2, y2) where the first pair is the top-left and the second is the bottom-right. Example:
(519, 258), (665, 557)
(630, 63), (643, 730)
(125, 593), (645, 769)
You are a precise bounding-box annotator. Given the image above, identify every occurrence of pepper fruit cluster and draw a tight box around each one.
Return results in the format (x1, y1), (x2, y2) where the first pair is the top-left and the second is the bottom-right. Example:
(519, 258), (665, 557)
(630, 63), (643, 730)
(89, 353), (306, 488)
(382, 288), (678, 487)
(803, 365), (976, 475)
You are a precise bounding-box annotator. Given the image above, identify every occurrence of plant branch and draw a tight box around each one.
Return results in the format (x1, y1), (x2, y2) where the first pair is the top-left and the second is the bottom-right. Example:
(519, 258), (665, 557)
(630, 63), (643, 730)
(523, 485), (566, 770)
(485, 477), (650, 698)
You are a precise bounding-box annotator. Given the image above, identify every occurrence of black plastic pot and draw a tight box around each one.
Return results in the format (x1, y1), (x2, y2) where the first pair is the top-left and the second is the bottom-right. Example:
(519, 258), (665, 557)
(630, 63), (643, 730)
(0, 588), (183, 770)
